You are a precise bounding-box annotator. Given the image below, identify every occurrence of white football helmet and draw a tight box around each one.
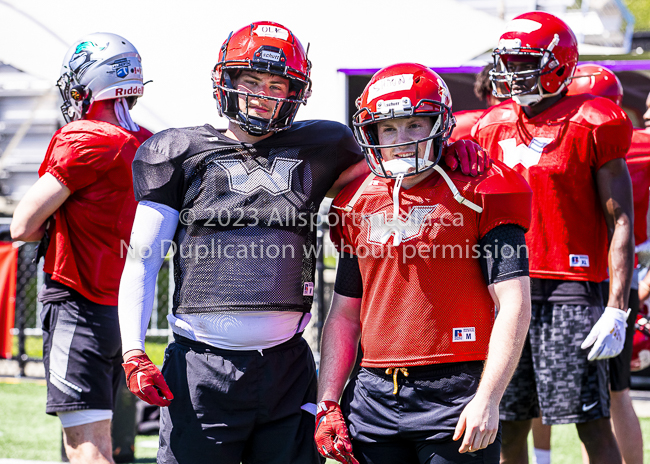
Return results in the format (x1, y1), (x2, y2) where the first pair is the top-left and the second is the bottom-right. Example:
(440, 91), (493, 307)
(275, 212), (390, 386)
(57, 32), (144, 122)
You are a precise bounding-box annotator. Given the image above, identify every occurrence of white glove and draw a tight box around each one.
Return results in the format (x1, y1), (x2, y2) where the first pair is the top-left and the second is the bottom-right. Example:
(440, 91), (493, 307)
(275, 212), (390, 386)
(580, 307), (629, 361)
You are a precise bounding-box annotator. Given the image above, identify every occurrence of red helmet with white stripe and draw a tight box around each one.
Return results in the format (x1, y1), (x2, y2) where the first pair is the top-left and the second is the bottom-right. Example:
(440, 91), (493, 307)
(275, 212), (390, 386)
(491, 11), (578, 106)
(567, 64), (623, 106)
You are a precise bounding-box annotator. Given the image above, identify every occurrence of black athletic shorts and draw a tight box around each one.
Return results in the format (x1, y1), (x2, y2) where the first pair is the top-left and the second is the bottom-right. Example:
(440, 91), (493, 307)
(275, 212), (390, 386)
(341, 362), (501, 464)
(600, 281), (640, 392)
(158, 333), (322, 464)
(500, 279), (610, 425)
(40, 296), (123, 415)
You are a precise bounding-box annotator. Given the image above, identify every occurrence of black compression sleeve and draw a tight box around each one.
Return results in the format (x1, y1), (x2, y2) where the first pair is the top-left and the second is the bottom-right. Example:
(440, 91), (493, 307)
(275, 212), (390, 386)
(479, 224), (529, 286)
(334, 252), (363, 298)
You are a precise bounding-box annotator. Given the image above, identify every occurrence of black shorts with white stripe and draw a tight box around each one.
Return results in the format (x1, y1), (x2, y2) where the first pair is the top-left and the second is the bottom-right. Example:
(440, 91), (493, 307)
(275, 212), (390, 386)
(41, 295), (123, 415)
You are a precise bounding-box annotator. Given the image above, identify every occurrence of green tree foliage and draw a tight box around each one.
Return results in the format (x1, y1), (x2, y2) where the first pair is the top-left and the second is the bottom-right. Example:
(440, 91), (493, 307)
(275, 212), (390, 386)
(625, 0), (650, 32)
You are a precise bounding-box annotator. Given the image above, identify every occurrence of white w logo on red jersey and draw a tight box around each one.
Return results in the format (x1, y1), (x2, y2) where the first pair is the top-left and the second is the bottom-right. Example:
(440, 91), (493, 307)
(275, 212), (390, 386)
(214, 158), (303, 195)
(499, 137), (553, 169)
(365, 206), (437, 246)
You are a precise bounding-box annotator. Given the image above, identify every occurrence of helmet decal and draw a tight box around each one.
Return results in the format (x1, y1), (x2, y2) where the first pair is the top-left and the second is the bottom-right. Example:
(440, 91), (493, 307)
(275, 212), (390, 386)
(367, 74), (414, 101)
(505, 19), (542, 34)
(252, 24), (290, 40)
(57, 33), (143, 123)
(69, 41), (107, 77)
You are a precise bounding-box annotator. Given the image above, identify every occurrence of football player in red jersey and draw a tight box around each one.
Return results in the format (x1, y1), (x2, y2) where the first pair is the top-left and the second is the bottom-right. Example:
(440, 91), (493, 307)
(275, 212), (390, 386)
(10, 33), (152, 464)
(450, 64), (506, 143)
(530, 63), (644, 464)
(117, 23), (488, 464)
(316, 62), (532, 464)
(569, 63), (643, 464)
(472, 12), (634, 464)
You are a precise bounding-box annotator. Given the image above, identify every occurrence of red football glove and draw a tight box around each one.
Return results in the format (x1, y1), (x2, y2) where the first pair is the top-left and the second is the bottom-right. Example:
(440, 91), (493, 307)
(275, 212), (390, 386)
(122, 353), (174, 407)
(443, 139), (491, 176)
(314, 401), (359, 464)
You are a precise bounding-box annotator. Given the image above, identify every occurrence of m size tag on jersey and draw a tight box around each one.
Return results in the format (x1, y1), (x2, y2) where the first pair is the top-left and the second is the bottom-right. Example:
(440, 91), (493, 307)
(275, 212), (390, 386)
(303, 282), (314, 296)
(453, 327), (476, 342)
(569, 254), (589, 267)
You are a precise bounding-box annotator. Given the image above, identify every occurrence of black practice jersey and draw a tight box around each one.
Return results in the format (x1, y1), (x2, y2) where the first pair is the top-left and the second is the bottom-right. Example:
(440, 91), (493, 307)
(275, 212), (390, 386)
(133, 120), (363, 315)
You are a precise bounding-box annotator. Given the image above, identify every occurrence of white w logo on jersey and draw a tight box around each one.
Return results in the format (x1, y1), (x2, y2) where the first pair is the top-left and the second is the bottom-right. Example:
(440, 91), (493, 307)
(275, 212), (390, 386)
(499, 137), (553, 169)
(214, 158), (303, 195)
(365, 206), (437, 246)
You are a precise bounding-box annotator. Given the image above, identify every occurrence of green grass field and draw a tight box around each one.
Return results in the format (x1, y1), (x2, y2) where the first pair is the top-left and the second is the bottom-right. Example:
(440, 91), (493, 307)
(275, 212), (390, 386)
(1, 380), (649, 463)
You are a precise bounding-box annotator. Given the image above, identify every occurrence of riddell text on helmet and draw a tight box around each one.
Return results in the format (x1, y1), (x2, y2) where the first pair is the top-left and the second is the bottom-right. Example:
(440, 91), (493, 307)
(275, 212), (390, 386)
(115, 86), (144, 97)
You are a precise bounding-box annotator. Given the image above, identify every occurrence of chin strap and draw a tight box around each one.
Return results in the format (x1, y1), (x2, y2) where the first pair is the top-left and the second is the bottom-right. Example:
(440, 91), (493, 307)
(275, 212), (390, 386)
(433, 165), (483, 213)
(387, 174), (406, 246)
(114, 98), (139, 132)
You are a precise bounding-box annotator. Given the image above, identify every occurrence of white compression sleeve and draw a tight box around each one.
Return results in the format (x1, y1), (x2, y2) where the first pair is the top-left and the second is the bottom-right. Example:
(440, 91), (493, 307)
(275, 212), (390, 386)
(118, 201), (179, 354)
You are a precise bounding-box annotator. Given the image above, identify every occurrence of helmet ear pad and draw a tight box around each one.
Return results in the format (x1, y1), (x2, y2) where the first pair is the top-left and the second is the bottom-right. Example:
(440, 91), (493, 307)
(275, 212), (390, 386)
(126, 96), (138, 109)
(81, 89), (92, 118)
(222, 69), (242, 117)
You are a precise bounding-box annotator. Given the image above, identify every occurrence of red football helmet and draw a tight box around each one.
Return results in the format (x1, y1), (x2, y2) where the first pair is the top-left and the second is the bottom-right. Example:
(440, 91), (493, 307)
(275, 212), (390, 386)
(491, 11), (578, 106)
(567, 64), (623, 106)
(631, 314), (650, 372)
(353, 63), (454, 178)
(212, 21), (311, 136)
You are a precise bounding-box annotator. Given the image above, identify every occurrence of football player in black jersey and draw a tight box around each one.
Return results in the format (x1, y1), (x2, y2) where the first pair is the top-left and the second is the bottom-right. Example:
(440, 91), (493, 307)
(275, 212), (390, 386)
(118, 21), (489, 464)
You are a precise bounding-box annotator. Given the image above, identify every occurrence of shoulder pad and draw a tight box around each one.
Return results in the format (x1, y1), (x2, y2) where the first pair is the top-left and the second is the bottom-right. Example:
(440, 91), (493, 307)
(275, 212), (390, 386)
(475, 160), (532, 196)
(628, 129), (650, 161)
(136, 127), (195, 164)
(567, 94), (629, 128)
(331, 173), (377, 211)
(474, 100), (517, 130)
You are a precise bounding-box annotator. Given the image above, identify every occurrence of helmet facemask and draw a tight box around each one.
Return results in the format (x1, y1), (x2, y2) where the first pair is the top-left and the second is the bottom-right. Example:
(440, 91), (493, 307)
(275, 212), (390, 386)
(212, 27), (312, 137)
(57, 72), (91, 123)
(353, 98), (454, 179)
(214, 66), (310, 136)
(490, 33), (567, 106)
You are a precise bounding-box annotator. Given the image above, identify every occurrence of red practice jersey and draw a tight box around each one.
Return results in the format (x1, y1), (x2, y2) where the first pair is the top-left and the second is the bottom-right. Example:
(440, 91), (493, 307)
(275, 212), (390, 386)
(330, 162), (531, 367)
(449, 109), (486, 143)
(39, 120), (153, 305)
(627, 129), (650, 246)
(472, 95), (632, 282)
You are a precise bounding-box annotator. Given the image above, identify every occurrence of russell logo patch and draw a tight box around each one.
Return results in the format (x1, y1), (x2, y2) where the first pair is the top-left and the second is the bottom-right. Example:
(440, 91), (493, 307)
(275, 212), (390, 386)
(569, 254), (590, 267)
(303, 282), (314, 296)
(453, 327), (476, 342)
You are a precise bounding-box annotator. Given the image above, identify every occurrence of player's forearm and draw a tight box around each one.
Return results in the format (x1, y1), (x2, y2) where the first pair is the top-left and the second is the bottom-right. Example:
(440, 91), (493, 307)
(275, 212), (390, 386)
(118, 202), (179, 355)
(597, 158), (634, 310)
(317, 296), (362, 403)
(476, 277), (531, 403)
(607, 216), (634, 309)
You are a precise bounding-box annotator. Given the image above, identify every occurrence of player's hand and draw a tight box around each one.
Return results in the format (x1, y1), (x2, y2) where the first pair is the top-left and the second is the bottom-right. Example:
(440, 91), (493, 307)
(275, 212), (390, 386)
(314, 400), (359, 464)
(122, 353), (174, 407)
(581, 306), (629, 361)
(453, 394), (499, 454)
(443, 139), (491, 176)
